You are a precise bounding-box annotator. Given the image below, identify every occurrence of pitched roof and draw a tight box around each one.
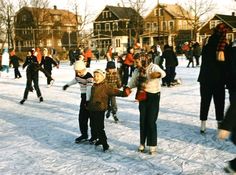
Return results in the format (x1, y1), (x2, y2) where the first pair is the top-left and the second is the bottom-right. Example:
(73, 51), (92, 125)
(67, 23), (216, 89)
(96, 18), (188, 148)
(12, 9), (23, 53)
(215, 14), (236, 28)
(17, 6), (80, 25)
(164, 4), (193, 19)
(105, 5), (141, 19)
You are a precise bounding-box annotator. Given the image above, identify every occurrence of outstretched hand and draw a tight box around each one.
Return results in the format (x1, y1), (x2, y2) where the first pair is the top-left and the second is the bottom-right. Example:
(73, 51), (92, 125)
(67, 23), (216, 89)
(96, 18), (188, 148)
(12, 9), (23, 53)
(123, 86), (132, 97)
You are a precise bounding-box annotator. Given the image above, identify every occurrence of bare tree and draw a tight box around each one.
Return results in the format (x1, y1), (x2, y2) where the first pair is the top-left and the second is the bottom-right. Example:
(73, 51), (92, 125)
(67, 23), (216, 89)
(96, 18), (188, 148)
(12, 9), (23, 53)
(177, 0), (216, 40)
(119, 0), (145, 45)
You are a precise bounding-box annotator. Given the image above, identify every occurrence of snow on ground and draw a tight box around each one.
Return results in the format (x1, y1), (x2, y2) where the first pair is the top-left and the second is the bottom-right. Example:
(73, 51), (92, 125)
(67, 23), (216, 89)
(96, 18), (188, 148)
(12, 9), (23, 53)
(0, 58), (235, 175)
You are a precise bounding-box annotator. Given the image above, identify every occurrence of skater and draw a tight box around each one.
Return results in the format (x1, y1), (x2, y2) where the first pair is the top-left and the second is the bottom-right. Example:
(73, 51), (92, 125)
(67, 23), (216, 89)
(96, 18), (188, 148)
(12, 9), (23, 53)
(122, 46), (134, 86)
(105, 61), (122, 122)
(40, 48), (59, 87)
(0, 48), (10, 77)
(20, 49), (44, 104)
(63, 60), (95, 144)
(9, 49), (22, 79)
(218, 39), (236, 174)
(197, 23), (227, 133)
(87, 69), (129, 152)
(126, 53), (166, 154)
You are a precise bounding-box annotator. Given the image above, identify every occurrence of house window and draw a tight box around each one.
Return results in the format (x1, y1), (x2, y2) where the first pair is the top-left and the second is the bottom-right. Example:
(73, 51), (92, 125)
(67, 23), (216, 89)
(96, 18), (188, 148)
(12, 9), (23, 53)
(146, 22), (150, 30)
(162, 21), (167, 31)
(227, 33), (234, 42)
(22, 14), (27, 22)
(116, 39), (120, 47)
(155, 8), (164, 16)
(102, 11), (109, 18)
(153, 23), (157, 31)
(54, 15), (60, 21)
(126, 22), (129, 29)
(109, 12), (112, 18)
(113, 22), (118, 31)
(96, 24), (101, 32)
(169, 21), (174, 31)
(105, 23), (110, 31)
(210, 20), (221, 29)
(57, 39), (62, 46)
(47, 39), (52, 47)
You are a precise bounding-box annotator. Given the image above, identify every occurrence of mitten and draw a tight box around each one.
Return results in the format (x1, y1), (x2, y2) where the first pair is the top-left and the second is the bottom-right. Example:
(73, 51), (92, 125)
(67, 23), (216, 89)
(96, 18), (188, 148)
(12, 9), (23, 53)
(135, 90), (147, 101)
(63, 85), (69, 90)
(123, 86), (132, 97)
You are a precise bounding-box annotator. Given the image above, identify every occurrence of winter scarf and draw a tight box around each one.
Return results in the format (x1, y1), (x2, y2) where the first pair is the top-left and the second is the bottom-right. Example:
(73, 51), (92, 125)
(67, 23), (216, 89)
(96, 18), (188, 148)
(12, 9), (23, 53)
(215, 23), (227, 61)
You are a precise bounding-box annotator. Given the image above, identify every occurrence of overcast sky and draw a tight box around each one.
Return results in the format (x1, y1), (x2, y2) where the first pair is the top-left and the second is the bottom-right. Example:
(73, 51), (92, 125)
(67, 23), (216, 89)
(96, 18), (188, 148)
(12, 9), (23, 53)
(49, 0), (236, 29)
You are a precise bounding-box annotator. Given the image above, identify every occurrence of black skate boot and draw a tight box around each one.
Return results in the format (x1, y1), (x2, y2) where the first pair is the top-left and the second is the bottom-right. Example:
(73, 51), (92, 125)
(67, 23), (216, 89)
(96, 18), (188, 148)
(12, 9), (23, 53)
(103, 143), (109, 152)
(75, 135), (88, 143)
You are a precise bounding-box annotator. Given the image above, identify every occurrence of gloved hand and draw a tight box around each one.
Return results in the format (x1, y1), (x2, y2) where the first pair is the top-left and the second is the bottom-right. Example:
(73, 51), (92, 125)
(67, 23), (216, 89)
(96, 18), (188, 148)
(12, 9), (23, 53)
(63, 85), (69, 90)
(123, 86), (132, 97)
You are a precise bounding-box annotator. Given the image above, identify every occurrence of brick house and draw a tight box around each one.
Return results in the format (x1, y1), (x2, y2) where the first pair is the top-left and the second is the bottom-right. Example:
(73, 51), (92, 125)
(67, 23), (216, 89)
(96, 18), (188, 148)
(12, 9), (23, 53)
(14, 6), (81, 52)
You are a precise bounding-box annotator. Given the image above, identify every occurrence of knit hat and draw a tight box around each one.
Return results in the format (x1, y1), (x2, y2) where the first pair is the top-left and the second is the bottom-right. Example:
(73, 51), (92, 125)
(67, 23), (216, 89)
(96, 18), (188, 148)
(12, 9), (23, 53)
(74, 60), (86, 70)
(106, 61), (116, 69)
(94, 69), (106, 79)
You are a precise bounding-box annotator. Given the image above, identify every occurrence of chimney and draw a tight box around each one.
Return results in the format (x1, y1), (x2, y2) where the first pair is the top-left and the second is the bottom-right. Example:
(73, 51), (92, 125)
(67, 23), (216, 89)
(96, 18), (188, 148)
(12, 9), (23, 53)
(232, 12), (235, 16)
(53, 5), (57, 10)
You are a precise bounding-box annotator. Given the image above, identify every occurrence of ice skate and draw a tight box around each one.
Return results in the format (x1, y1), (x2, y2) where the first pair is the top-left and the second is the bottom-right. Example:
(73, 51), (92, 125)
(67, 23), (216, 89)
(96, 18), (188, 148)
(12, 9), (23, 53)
(75, 135), (88, 143)
(149, 146), (157, 155)
(200, 121), (206, 134)
(138, 144), (145, 153)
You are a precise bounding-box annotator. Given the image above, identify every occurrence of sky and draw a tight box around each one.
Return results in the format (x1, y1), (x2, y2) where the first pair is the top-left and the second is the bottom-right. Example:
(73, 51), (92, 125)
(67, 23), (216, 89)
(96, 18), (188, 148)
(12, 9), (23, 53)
(0, 57), (235, 174)
(48, 0), (236, 29)
(49, 0), (235, 17)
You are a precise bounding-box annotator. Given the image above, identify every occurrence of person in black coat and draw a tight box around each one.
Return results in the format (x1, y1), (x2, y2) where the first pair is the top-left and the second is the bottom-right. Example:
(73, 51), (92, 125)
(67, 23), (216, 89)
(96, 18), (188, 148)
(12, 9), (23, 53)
(40, 48), (59, 86)
(161, 44), (178, 87)
(9, 49), (22, 79)
(218, 39), (236, 173)
(197, 23), (227, 133)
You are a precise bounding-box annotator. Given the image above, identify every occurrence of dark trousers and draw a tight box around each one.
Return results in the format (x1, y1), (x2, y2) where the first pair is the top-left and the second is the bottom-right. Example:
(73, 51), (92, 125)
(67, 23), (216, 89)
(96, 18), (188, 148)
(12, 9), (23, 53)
(79, 94), (94, 138)
(45, 68), (52, 85)
(139, 92), (160, 146)
(107, 96), (117, 114)
(165, 66), (176, 86)
(14, 67), (21, 78)
(23, 72), (41, 99)
(90, 111), (107, 145)
(122, 64), (130, 86)
(200, 83), (225, 121)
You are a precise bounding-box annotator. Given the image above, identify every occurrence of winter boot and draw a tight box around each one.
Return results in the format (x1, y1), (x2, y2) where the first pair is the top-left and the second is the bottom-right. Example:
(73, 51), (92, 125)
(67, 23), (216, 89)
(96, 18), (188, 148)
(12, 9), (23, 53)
(20, 99), (26, 105)
(138, 144), (145, 152)
(88, 137), (97, 145)
(39, 96), (43, 102)
(200, 121), (206, 134)
(94, 140), (102, 146)
(113, 113), (119, 123)
(103, 143), (109, 152)
(149, 146), (157, 155)
(75, 135), (88, 143)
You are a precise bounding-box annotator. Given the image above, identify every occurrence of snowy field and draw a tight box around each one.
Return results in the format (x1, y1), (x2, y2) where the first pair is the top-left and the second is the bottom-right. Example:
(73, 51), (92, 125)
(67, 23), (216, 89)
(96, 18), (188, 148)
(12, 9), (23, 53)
(0, 58), (235, 175)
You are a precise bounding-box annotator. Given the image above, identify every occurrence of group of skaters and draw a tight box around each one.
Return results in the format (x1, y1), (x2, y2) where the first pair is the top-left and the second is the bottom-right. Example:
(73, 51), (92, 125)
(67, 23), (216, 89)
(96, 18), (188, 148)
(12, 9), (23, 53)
(63, 24), (236, 173)
(1, 23), (235, 173)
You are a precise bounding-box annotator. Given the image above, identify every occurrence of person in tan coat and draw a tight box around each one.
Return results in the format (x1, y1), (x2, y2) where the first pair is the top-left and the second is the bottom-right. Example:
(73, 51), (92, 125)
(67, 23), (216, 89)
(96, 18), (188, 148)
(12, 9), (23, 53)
(87, 69), (129, 152)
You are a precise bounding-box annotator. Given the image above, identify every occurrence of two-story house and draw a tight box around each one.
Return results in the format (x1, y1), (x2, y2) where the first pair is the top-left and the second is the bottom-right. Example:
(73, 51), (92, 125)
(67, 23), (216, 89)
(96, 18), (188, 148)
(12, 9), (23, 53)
(197, 13), (236, 45)
(93, 5), (143, 55)
(14, 6), (81, 52)
(140, 3), (193, 50)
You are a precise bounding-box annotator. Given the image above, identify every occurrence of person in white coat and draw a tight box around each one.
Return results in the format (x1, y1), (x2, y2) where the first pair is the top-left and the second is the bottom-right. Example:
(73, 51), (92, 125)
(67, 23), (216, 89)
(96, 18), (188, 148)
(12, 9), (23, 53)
(1, 48), (10, 77)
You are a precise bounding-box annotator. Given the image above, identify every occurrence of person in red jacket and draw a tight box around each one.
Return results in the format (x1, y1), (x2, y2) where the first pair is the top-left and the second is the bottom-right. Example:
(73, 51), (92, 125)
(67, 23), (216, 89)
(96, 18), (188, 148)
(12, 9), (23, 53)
(122, 46), (134, 85)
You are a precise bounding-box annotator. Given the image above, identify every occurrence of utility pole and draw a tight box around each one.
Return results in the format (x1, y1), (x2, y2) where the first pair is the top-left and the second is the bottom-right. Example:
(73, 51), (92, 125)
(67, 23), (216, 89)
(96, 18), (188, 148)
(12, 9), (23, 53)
(157, 0), (160, 44)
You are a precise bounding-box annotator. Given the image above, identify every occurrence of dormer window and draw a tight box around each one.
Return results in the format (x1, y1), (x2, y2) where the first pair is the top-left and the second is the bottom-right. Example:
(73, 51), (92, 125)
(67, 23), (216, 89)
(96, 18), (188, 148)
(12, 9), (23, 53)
(102, 11), (110, 18)
(54, 15), (60, 21)
(22, 14), (27, 22)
